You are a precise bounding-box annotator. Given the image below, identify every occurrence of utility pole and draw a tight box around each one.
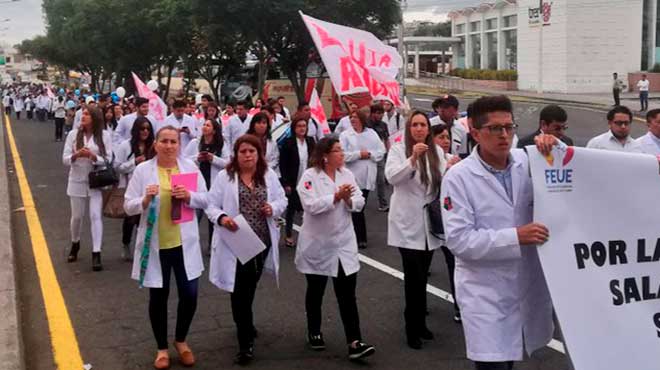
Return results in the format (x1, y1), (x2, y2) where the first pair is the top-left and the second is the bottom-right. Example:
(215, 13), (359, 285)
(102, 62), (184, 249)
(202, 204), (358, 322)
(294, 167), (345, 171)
(537, 0), (543, 94)
(398, 0), (407, 100)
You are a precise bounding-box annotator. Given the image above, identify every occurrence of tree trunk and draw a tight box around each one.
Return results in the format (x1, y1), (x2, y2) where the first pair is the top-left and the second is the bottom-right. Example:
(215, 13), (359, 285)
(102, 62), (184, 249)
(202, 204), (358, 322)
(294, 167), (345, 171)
(287, 69), (307, 104)
(156, 64), (164, 98)
(164, 61), (174, 101)
(257, 59), (270, 99)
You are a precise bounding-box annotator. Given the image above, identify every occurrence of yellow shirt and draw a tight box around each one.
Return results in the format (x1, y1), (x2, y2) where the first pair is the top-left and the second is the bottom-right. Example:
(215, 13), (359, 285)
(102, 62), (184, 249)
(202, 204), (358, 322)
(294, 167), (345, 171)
(157, 165), (182, 249)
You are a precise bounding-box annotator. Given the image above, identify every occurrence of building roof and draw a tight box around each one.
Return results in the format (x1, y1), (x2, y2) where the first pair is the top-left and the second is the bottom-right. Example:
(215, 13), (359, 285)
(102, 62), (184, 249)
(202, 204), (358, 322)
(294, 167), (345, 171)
(448, 0), (517, 19)
(386, 36), (461, 47)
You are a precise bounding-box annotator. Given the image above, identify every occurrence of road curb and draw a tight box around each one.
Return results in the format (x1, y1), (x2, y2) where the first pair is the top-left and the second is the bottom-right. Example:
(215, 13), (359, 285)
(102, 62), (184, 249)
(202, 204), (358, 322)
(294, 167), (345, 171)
(0, 111), (25, 370)
(406, 85), (616, 113)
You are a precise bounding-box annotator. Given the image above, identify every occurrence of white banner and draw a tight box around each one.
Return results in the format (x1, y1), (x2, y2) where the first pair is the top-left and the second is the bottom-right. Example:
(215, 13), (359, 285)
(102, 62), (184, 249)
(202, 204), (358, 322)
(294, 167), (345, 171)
(528, 146), (660, 370)
(300, 12), (403, 107)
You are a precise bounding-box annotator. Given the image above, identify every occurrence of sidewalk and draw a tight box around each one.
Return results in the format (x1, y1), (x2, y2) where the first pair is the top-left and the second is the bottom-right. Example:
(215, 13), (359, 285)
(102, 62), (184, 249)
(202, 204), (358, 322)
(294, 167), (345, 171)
(0, 111), (25, 370)
(406, 78), (659, 116)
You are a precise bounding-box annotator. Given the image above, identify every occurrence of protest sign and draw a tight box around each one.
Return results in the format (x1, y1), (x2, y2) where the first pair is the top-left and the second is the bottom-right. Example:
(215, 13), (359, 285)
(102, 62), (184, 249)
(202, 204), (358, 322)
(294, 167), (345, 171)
(528, 145), (660, 370)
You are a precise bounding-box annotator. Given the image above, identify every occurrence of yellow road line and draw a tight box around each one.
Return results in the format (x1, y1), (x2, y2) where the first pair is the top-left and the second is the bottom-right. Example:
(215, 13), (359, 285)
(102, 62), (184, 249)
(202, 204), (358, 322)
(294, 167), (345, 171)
(3, 112), (84, 369)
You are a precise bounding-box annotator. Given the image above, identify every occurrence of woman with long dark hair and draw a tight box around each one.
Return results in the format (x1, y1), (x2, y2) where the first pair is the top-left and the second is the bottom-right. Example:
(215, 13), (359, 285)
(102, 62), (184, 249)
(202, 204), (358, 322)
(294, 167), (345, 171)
(206, 134), (287, 364)
(246, 112), (279, 170)
(279, 114), (315, 247)
(62, 106), (113, 271)
(114, 116), (155, 260)
(295, 137), (376, 361)
(385, 111), (447, 349)
(184, 118), (230, 250)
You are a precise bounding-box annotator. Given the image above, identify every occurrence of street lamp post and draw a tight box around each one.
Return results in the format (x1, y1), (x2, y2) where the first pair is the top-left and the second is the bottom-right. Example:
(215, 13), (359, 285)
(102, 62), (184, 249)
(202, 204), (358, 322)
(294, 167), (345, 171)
(537, 0), (543, 94)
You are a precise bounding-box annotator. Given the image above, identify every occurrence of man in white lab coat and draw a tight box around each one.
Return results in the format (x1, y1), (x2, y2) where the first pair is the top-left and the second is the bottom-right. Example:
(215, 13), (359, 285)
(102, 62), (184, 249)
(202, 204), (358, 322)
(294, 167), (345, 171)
(223, 100), (252, 150)
(115, 97), (156, 143)
(161, 99), (199, 150)
(441, 95), (556, 370)
(586, 106), (642, 153)
(636, 108), (660, 156)
(430, 95), (469, 156)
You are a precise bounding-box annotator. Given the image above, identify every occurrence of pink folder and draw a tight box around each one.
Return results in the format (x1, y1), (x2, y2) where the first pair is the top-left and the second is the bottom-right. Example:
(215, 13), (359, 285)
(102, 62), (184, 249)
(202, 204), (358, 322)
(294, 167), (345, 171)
(171, 172), (198, 224)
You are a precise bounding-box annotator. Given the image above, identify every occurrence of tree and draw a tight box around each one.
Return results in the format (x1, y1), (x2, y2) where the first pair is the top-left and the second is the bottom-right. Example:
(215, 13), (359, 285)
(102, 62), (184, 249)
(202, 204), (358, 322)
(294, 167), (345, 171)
(197, 0), (400, 103)
(413, 21), (452, 37)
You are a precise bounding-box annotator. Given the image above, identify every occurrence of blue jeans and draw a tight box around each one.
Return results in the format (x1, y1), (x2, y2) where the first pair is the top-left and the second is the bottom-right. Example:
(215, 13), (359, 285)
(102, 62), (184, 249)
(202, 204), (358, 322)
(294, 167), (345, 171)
(640, 91), (649, 111)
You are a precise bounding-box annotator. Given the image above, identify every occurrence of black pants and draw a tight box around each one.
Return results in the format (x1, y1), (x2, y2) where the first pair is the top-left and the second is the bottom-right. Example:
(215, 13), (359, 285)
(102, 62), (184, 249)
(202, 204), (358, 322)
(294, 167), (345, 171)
(37, 108), (46, 121)
(15, 111), (21, 120)
(613, 88), (621, 106)
(27, 110), (33, 119)
(399, 247), (434, 338)
(55, 117), (65, 140)
(440, 246), (460, 314)
(351, 189), (369, 245)
(122, 215), (140, 246)
(231, 248), (269, 350)
(475, 361), (514, 370)
(149, 246), (199, 350)
(284, 190), (301, 238)
(4, 107), (10, 115)
(305, 263), (362, 344)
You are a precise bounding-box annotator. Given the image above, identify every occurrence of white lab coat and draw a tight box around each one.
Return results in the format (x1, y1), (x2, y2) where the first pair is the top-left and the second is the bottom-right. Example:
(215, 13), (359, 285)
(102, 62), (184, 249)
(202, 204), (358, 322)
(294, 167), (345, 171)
(385, 142), (447, 251)
(339, 128), (386, 191)
(440, 148), (554, 362)
(636, 132), (660, 156)
(264, 138), (280, 170)
(161, 113), (199, 150)
(12, 97), (24, 112)
(183, 138), (231, 187)
(205, 169), (287, 292)
(224, 114), (252, 149)
(334, 116), (351, 135)
(295, 167), (365, 277)
(123, 158), (209, 288)
(62, 129), (113, 197)
(115, 113), (158, 143)
(383, 110), (403, 136)
(113, 139), (144, 188)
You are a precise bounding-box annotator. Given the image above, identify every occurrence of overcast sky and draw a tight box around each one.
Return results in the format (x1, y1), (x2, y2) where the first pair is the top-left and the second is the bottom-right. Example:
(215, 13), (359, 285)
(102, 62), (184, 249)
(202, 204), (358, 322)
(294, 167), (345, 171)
(0, 0), (482, 46)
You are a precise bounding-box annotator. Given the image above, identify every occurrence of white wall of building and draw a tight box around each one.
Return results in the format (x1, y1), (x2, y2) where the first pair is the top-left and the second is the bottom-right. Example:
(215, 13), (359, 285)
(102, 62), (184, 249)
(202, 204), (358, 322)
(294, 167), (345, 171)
(517, 0), (643, 93)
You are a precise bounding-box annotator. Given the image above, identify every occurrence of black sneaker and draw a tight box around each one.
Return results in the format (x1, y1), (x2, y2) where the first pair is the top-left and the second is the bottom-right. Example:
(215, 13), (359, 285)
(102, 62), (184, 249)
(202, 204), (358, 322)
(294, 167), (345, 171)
(420, 327), (434, 341)
(233, 347), (254, 365)
(358, 242), (367, 249)
(307, 333), (325, 351)
(348, 341), (375, 360)
(453, 311), (462, 323)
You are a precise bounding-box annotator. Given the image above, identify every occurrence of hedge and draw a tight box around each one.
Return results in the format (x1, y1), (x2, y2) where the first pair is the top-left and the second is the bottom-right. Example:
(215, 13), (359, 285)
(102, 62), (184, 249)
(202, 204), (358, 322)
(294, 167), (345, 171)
(449, 68), (518, 81)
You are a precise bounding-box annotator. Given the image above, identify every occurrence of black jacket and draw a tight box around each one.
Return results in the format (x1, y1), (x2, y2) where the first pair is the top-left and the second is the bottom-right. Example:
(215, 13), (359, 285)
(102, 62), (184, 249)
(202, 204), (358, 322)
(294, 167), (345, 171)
(280, 136), (316, 188)
(517, 129), (574, 148)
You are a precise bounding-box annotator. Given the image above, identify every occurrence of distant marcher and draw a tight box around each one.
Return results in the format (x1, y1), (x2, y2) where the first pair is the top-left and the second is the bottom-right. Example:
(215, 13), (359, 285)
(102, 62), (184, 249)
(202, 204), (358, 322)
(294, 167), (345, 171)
(637, 74), (650, 112)
(612, 72), (626, 106)
(53, 96), (67, 141)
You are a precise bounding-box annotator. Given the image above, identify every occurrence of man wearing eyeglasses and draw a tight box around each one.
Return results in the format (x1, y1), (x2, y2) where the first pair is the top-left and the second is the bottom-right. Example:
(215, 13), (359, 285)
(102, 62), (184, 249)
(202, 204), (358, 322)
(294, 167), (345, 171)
(517, 105), (573, 148)
(586, 106), (643, 152)
(441, 95), (559, 370)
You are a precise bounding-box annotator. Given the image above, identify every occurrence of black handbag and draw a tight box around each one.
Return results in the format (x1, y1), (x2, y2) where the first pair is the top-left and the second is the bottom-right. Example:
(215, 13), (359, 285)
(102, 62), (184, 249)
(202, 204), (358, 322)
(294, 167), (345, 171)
(425, 191), (444, 238)
(88, 156), (118, 189)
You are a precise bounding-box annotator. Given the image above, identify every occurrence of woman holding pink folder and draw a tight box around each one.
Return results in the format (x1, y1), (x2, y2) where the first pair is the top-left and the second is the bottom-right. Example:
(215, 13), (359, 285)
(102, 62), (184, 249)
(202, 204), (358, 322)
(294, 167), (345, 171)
(123, 125), (209, 369)
(205, 134), (287, 365)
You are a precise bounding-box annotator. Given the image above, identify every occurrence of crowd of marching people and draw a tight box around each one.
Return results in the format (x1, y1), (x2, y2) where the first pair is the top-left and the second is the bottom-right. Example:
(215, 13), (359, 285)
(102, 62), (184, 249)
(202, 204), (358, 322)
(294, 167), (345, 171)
(3, 80), (660, 370)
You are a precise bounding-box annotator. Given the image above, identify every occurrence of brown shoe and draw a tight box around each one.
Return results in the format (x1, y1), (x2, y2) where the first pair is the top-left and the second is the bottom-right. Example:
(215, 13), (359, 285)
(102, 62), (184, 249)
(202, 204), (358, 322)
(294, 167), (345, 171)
(153, 350), (170, 369)
(174, 341), (195, 367)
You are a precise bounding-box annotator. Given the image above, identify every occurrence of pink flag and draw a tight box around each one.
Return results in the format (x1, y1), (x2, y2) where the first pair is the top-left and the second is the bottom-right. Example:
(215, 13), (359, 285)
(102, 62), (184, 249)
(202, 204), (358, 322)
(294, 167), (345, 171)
(46, 87), (54, 98)
(132, 72), (167, 123)
(301, 12), (403, 107)
(309, 89), (331, 135)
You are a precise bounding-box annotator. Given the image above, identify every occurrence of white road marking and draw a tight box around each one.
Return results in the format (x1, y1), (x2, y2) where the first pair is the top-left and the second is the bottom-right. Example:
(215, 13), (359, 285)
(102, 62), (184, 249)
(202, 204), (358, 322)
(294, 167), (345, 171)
(292, 224), (566, 354)
(412, 97), (434, 103)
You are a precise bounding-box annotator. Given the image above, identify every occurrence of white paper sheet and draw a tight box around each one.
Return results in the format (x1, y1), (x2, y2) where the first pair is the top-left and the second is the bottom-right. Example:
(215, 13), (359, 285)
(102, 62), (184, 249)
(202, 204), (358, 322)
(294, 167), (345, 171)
(217, 214), (267, 264)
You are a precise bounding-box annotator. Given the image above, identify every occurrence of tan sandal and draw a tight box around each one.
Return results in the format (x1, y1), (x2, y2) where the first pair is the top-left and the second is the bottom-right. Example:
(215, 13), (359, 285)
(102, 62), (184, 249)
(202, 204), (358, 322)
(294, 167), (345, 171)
(174, 341), (195, 367)
(153, 350), (170, 369)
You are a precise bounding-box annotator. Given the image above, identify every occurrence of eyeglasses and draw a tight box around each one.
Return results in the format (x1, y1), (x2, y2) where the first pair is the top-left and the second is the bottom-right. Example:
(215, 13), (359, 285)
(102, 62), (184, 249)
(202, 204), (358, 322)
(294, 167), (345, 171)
(481, 123), (518, 135)
(612, 120), (631, 127)
(140, 126), (150, 131)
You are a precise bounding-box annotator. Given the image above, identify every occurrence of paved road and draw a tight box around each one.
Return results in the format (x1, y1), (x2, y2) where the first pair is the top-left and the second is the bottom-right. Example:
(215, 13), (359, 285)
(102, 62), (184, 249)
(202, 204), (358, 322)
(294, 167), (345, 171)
(6, 95), (640, 370)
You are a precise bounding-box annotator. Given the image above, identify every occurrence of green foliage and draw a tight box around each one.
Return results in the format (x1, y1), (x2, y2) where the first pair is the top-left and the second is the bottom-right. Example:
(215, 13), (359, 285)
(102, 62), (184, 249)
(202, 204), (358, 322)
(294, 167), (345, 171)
(449, 68), (518, 81)
(650, 63), (660, 73)
(412, 21), (452, 37)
